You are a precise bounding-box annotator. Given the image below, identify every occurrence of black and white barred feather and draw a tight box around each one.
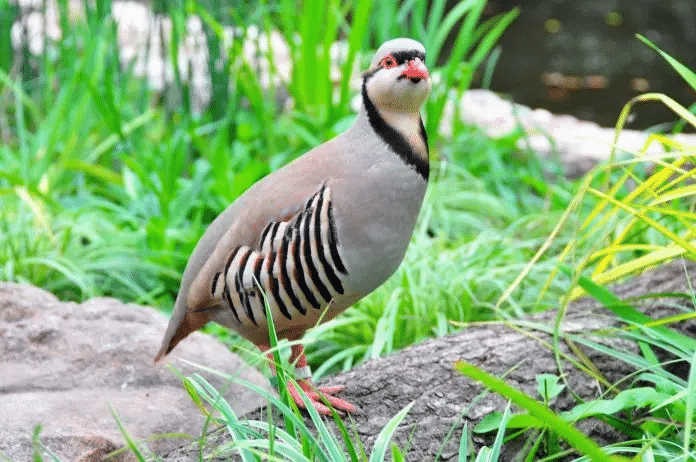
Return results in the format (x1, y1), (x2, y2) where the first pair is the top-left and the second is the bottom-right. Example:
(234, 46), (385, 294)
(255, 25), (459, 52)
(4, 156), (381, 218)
(210, 184), (348, 326)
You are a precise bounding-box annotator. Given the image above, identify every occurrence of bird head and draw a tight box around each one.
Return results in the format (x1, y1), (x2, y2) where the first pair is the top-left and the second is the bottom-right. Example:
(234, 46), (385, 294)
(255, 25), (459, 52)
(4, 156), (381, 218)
(363, 38), (431, 113)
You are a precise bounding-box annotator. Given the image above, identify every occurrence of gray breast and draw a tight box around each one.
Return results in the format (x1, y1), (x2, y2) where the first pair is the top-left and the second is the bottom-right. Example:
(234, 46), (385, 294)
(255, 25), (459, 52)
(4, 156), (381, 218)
(332, 158), (428, 298)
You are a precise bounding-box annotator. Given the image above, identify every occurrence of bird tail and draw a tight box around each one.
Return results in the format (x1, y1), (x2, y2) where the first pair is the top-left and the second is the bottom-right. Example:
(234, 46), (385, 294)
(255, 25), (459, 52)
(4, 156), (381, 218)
(153, 296), (219, 363)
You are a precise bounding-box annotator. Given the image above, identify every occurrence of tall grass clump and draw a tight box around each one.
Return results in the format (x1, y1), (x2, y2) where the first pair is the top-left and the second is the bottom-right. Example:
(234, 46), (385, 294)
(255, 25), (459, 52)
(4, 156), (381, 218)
(456, 36), (696, 461)
(1, 2), (174, 304)
(498, 34), (696, 308)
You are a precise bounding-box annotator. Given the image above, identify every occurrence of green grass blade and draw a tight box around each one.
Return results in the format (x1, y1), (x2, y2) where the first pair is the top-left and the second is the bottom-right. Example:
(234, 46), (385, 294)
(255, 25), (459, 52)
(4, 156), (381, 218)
(454, 361), (624, 462)
(587, 187), (696, 256)
(108, 405), (147, 462)
(331, 410), (361, 462)
(430, 0), (477, 61)
(262, 293), (297, 441)
(563, 266), (696, 352)
(184, 374), (261, 461)
(0, 68), (41, 124)
(369, 401), (414, 462)
(424, 0), (448, 48)
(182, 369), (337, 460)
(466, 8), (520, 80)
(31, 424), (60, 462)
(286, 376), (341, 462)
(338, 0), (372, 110)
(636, 34), (696, 92)
(489, 402), (512, 460)
(87, 109), (156, 163)
(683, 351), (696, 459)
(458, 421), (468, 462)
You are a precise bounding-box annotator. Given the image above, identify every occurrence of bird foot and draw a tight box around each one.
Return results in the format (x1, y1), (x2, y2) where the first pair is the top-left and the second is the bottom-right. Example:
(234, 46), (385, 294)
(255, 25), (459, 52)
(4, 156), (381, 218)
(286, 379), (356, 416)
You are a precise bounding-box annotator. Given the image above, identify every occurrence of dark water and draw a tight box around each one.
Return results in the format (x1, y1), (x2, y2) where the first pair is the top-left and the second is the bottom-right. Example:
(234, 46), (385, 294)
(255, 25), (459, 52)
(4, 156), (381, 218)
(481, 0), (696, 129)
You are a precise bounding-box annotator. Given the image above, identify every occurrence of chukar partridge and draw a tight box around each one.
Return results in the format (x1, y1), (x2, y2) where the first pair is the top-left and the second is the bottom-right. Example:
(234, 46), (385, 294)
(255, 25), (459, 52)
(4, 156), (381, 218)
(155, 38), (431, 415)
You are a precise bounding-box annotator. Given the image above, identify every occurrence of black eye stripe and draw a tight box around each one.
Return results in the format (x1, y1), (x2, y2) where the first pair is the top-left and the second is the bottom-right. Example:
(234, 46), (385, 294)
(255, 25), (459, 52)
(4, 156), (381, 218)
(390, 50), (426, 65)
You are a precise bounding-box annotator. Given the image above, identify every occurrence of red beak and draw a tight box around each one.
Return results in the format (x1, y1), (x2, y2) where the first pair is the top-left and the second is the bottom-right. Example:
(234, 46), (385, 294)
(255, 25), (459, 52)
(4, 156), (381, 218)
(400, 60), (429, 80)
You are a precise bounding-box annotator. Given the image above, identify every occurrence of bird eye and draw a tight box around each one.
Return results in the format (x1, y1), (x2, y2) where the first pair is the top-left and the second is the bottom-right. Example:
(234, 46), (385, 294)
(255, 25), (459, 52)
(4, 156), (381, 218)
(380, 55), (397, 69)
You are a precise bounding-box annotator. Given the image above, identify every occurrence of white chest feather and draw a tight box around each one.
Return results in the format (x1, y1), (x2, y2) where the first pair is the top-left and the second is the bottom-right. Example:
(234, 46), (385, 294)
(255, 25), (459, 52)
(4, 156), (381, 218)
(378, 110), (428, 161)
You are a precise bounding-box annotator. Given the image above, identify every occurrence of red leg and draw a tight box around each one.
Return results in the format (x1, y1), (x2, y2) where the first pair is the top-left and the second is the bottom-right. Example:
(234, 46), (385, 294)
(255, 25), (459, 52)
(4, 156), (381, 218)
(259, 343), (356, 415)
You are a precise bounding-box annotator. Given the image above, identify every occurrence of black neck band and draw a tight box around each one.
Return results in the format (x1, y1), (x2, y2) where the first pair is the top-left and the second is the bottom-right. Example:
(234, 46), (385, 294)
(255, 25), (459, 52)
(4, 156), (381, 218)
(361, 79), (429, 180)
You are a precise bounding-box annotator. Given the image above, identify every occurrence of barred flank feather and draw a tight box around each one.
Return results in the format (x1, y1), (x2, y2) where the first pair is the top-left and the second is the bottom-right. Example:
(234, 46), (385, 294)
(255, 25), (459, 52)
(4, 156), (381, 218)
(215, 185), (348, 325)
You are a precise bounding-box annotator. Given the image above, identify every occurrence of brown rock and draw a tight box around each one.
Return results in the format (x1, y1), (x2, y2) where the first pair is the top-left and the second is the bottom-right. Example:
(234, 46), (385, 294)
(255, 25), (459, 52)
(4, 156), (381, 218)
(0, 283), (272, 461)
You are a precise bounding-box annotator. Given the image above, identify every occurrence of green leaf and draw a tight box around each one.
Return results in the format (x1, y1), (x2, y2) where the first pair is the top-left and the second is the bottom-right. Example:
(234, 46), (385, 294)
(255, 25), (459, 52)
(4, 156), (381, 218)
(560, 387), (671, 422)
(288, 374), (343, 462)
(369, 401), (414, 462)
(62, 159), (122, 185)
(108, 405), (147, 462)
(474, 411), (542, 433)
(536, 374), (565, 402)
(563, 266), (696, 353)
(458, 422), (469, 462)
(474, 385), (674, 440)
(31, 424), (61, 462)
(683, 350), (696, 458)
(391, 443), (405, 462)
(332, 405), (362, 462)
(478, 402), (512, 461)
(636, 34), (696, 92)
(455, 361), (626, 462)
